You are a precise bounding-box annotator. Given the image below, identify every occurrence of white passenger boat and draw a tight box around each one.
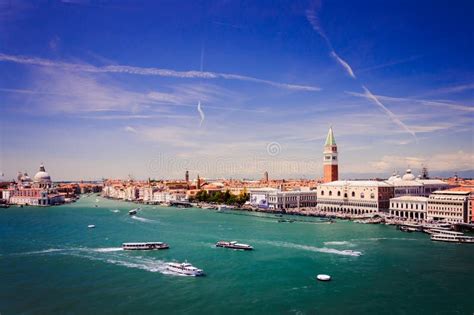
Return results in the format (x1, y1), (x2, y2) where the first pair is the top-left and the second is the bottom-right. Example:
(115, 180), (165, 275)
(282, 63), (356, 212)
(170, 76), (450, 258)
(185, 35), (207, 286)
(426, 229), (463, 235)
(216, 241), (253, 250)
(317, 274), (331, 281)
(88, 224), (95, 228)
(431, 234), (474, 243)
(166, 262), (204, 276)
(122, 242), (169, 250)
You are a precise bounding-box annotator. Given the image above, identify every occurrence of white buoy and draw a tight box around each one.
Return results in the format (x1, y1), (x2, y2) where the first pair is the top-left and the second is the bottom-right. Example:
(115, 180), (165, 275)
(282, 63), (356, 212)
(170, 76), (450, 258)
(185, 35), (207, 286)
(88, 225), (96, 228)
(317, 274), (331, 281)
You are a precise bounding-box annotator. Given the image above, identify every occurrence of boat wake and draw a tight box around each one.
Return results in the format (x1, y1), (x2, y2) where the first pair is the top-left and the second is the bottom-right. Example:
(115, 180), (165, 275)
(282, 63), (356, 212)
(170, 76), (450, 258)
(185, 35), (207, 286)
(110, 209), (120, 213)
(91, 247), (124, 252)
(10, 248), (64, 256)
(11, 247), (182, 275)
(131, 215), (157, 223)
(262, 241), (363, 257)
(355, 237), (418, 242)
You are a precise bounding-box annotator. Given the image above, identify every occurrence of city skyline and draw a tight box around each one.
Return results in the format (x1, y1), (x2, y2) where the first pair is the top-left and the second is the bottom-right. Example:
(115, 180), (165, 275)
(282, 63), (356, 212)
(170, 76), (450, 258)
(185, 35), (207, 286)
(1, 0), (473, 180)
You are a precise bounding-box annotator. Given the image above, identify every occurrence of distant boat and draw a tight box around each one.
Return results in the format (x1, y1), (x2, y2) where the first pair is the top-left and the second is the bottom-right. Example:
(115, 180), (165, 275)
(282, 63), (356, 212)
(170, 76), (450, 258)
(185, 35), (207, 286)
(317, 274), (331, 281)
(129, 208), (138, 215)
(88, 225), (96, 228)
(217, 205), (234, 211)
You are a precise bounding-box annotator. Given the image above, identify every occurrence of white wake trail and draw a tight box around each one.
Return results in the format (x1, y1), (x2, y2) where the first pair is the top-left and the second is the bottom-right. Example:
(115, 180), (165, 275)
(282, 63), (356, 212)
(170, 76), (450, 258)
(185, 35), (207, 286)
(262, 241), (362, 257)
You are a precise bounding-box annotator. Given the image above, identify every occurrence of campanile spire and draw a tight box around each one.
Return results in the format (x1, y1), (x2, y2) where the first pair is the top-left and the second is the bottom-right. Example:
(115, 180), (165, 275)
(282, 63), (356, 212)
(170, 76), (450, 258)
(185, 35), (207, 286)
(323, 126), (338, 182)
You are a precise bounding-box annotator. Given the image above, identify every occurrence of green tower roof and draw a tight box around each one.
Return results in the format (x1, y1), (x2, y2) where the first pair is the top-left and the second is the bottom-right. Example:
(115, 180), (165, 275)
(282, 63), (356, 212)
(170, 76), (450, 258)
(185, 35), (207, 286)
(325, 127), (336, 146)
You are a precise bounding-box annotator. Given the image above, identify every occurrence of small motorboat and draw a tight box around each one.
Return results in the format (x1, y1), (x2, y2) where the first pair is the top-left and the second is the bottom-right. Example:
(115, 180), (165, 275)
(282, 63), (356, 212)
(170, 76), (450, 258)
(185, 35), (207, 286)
(317, 274), (331, 281)
(88, 225), (96, 228)
(129, 208), (138, 215)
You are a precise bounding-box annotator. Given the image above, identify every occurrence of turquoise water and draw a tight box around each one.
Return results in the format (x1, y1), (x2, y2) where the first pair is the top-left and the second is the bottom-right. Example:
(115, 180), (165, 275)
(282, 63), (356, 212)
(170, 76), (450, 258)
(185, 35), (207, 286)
(1, 195), (473, 314)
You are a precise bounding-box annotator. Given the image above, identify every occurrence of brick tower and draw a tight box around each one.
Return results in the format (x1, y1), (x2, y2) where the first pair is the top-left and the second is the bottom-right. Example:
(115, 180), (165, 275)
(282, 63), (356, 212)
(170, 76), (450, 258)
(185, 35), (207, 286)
(323, 126), (338, 182)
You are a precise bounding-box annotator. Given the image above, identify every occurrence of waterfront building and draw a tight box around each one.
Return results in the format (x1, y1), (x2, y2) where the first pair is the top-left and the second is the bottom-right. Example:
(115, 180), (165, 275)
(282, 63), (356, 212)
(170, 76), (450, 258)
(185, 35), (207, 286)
(389, 196), (428, 220)
(6, 163), (65, 206)
(387, 169), (450, 197)
(316, 180), (394, 215)
(249, 188), (317, 210)
(323, 127), (338, 183)
(427, 190), (471, 223)
(124, 186), (139, 201)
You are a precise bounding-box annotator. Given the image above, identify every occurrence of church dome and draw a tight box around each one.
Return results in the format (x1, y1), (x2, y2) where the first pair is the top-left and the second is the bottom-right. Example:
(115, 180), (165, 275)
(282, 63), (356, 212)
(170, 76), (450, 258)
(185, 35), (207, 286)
(388, 172), (398, 182)
(34, 164), (52, 183)
(402, 169), (416, 181)
(21, 172), (32, 182)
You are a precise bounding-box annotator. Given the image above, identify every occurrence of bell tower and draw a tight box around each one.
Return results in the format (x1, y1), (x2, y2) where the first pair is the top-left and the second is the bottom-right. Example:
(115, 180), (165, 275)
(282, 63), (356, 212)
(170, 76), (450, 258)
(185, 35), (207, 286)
(323, 126), (338, 182)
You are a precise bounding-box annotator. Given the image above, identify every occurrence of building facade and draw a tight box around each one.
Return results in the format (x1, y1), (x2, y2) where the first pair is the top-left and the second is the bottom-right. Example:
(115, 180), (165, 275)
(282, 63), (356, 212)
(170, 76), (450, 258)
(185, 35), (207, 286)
(5, 164), (64, 206)
(387, 169), (450, 197)
(427, 191), (471, 223)
(323, 127), (338, 183)
(249, 188), (317, 210)
(317, 181), (394, 215)
(389, 196), (428, 220)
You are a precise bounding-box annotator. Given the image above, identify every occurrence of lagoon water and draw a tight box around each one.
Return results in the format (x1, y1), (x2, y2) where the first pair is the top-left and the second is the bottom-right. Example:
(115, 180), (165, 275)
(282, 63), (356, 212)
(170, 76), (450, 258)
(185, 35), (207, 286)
(1, 195), (473, 314)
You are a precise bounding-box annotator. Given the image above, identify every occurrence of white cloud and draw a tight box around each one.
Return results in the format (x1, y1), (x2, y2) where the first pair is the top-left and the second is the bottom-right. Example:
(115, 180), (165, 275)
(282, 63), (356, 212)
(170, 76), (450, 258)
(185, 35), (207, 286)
(124, 126), (137, 133)
(368, 151), (474, 173)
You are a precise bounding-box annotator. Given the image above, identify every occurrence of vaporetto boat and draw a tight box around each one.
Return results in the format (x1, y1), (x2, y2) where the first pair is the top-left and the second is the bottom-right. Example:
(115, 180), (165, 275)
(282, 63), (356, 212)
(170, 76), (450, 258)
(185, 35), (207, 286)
(431, 234), (474, 244)
(122, 242), (169, 250)
(166, 262), (204, 276)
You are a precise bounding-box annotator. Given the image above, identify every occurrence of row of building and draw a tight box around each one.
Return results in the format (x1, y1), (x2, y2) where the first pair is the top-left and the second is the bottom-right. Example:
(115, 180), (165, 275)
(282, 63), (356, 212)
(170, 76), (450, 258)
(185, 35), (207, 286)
(0, 164), (103, 206)
(0, 164), (66, 206)
(249, 128), (474, 224)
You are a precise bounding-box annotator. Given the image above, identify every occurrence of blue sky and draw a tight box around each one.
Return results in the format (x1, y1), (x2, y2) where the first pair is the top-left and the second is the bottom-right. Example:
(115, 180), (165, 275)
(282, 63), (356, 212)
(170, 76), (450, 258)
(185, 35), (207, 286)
(0, 0), (473, 181)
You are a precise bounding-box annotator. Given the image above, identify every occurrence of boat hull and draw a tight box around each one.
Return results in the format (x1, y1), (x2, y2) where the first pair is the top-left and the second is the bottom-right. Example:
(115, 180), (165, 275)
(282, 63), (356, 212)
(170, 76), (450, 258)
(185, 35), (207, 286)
(216, 244), (253, 250)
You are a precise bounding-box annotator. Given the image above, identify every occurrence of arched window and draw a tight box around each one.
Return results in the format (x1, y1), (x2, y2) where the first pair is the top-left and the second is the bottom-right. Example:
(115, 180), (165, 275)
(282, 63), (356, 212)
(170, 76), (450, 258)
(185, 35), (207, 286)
(352, 191), (355, 197)
(370, 193), (375, 199)
(329, 191), (332, 196)
(360, 193), (365, 198)
(321, 191), (324, 196)
(344, 193), (348, 198)
(337, 191), (341, 197)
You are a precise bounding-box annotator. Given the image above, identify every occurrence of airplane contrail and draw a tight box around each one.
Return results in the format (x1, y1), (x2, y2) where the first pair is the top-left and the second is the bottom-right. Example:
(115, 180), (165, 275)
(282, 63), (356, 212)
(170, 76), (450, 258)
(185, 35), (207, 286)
(305, 2), (416, 139)
(0, 53), (320, 92)
(197, 101), (205, 126)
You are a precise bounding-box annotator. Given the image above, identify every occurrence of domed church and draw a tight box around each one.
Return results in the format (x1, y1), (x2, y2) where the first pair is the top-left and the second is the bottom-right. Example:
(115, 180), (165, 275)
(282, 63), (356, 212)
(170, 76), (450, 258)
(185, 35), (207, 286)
(33, 164), (52, 189)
